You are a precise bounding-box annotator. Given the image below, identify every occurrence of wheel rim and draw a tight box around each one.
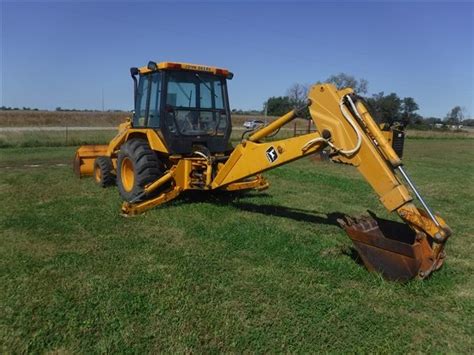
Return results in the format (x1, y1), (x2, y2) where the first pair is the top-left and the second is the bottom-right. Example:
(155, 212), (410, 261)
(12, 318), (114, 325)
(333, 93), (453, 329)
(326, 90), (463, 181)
(121, 157), (135, 192)
(94, 165), (101, 183)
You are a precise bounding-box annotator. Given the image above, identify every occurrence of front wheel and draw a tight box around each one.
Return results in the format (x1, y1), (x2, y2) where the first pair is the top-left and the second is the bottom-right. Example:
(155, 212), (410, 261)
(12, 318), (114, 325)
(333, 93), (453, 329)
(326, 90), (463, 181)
(116, 139), (164, 202)
(93, 156), (115, 187)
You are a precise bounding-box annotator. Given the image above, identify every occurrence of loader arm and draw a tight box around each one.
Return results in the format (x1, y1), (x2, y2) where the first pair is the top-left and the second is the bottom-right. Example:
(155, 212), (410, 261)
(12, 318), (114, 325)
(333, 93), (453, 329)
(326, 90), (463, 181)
(212, 84), (451, 280)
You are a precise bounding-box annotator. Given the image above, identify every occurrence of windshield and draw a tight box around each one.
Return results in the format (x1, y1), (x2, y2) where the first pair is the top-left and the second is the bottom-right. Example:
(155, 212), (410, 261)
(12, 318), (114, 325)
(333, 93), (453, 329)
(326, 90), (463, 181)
(165, 71), (229, 136)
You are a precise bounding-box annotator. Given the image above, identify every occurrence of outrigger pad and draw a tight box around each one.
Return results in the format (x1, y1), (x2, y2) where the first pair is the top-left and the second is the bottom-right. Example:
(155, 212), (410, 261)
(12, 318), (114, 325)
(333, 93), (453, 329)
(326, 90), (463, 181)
(338, 213), (425, 282)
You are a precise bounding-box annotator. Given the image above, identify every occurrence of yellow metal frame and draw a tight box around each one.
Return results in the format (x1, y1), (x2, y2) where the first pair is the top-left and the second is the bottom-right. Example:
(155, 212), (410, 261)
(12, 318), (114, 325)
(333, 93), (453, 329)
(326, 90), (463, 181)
(105, 121), (169, 156)
(75, 81), (451, 280)
(77, 84), (451, 245)
(120, 158), (270, 215)
(306, 84), (450, 261)
(119, 102), (325, 216)
(73, 119), (170, 178)
(89, 84), (448, 239)
(211, 132), (324, 188)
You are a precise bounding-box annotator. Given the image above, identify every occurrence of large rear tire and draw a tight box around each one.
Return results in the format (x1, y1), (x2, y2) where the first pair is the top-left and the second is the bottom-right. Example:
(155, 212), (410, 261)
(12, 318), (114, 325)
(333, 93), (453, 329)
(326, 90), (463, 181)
(117, 139), (164, 202)
(93, 156), (115, 187)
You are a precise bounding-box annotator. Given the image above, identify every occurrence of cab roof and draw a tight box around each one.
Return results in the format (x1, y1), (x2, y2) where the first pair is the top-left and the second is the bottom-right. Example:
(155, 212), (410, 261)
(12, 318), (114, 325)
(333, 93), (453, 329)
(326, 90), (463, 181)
(137, 61), (233, 79)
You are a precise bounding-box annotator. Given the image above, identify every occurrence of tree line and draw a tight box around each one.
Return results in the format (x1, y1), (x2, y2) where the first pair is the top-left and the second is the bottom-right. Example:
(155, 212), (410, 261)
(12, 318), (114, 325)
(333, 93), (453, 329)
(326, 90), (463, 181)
(1, 106), (40, 111)
(264, 73), (471, 127)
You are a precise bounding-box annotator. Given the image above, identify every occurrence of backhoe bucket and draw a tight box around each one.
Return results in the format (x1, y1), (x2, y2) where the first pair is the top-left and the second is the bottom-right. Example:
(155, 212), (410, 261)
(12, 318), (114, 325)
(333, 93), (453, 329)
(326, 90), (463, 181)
(73, 145), (108, 177)
(338, 215), (443, 281)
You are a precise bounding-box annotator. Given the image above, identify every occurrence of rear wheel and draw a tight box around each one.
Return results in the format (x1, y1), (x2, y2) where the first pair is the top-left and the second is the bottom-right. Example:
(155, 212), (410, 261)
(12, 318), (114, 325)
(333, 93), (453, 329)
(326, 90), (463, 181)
(117, 138), (164, 202)
(93, 156), (115, 187)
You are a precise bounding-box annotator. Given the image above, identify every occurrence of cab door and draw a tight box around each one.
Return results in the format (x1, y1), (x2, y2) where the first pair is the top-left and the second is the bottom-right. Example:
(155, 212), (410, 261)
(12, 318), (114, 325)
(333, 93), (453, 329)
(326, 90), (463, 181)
(133, 72), (162, 129)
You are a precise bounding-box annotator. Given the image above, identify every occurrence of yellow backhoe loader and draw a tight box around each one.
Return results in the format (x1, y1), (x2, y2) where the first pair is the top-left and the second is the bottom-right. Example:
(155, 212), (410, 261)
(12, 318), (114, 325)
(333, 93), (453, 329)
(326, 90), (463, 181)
(74, 61), (451, 281)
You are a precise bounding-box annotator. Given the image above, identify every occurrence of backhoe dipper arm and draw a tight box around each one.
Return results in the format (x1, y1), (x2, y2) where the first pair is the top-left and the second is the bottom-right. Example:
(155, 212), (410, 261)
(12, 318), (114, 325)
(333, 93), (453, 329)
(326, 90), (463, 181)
(212, 84), (451, 280)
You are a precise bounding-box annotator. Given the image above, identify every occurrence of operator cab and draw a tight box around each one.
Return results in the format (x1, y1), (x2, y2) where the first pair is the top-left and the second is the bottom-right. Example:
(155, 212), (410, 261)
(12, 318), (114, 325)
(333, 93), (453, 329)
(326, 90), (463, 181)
(130, 61), (233, 154)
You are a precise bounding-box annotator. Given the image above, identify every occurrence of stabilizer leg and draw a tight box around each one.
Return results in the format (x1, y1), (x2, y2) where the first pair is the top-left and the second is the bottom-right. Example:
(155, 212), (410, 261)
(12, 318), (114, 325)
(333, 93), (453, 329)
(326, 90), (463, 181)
(121, 187), (182, 216)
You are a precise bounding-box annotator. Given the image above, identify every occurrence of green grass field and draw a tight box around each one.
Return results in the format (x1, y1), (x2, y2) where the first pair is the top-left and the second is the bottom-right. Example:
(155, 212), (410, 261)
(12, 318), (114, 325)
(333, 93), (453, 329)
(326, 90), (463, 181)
(1, 139), (473, 353)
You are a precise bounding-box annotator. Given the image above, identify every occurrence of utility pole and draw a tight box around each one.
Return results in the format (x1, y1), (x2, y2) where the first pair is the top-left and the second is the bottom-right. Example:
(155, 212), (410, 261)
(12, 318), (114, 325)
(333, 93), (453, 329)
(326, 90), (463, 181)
(264, 102), (268, 125)
(101, 88), (105, 111)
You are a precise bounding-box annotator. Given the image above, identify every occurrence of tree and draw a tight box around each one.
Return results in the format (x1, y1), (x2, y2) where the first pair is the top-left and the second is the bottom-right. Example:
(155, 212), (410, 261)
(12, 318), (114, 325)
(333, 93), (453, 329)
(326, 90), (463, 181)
(325, 73), (368, 94)
(286, 83), (312, 119)
(286, 83), (310, 107)
(265, 96), (293, 116)
(462, 118), (474, 127)
(365, 92), (402, 124)
(445, 106), (464, 125)
(411, 113), (424, 125)
(367, 94), (421, 126)
(401, 97), (419, 126)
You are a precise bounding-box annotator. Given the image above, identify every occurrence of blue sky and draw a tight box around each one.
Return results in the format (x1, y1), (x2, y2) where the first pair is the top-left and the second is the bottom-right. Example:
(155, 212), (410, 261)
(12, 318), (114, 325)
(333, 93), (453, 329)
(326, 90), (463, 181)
(1, 1), (473, 117)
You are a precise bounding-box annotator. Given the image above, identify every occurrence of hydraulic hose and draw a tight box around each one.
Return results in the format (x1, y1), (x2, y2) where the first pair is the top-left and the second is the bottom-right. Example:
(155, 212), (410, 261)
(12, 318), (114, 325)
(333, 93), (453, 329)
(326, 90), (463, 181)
(193, 150), (211, 162)
(339, 95), (363, 156)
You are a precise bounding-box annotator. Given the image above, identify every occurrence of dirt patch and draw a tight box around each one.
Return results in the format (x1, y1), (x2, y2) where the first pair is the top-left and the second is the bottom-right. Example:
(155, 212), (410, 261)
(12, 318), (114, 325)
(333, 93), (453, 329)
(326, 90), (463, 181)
(0, 159), (70, 170)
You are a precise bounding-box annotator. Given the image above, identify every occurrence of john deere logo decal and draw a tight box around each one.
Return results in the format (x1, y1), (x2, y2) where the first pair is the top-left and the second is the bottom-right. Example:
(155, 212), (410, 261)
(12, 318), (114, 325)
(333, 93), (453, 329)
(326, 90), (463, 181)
(266, 146), (278, 163)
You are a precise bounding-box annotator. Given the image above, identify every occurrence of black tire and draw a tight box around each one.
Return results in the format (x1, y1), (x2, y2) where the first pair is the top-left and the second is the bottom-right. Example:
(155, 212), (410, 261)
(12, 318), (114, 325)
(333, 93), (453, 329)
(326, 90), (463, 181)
(93, 156), (115, 187)
(116, 138), (164, 202)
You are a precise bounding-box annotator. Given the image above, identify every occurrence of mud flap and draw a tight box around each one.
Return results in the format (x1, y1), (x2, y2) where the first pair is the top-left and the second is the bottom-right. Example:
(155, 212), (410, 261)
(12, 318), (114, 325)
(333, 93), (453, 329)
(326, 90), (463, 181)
(338, 215), (440, 281)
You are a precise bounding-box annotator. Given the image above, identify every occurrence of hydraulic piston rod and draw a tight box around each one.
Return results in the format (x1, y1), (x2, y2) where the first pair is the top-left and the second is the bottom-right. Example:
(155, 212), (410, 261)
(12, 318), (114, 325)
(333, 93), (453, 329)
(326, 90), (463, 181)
(397, 166), (441, 227)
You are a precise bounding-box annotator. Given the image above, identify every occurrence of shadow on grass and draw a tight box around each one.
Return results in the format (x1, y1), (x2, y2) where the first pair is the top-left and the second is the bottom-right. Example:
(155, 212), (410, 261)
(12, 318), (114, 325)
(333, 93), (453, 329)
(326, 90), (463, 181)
(176, 190), (376, 269)
(341, 247), (365, 267)
(177, 190), (345, 227)
(177, 190), (410, 234)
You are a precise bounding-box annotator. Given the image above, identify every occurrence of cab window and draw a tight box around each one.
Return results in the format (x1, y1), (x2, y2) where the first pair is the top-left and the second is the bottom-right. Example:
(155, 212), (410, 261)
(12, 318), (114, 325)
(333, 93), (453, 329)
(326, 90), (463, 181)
(148, 73), (161, 127)
(165, 71), (228, 136)
(134, 75), (150, 127)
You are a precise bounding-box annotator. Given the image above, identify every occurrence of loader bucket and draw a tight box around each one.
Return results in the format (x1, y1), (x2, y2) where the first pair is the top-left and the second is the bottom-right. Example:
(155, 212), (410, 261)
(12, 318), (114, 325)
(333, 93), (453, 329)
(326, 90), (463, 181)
(338, 214), (443, 281)
(73, 145), (108, 177)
